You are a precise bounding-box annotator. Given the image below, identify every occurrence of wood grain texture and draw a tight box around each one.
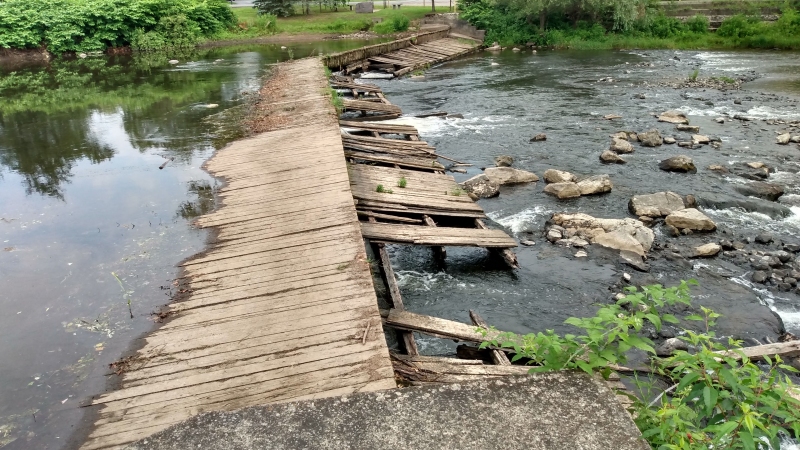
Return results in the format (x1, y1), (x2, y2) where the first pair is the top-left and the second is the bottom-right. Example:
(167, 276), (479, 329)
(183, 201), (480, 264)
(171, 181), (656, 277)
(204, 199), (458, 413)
(81, 58), (396, 450)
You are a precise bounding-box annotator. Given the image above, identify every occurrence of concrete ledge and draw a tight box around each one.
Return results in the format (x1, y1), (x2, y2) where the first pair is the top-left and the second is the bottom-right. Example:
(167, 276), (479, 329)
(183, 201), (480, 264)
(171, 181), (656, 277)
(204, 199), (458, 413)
(127, 372), (648, 450)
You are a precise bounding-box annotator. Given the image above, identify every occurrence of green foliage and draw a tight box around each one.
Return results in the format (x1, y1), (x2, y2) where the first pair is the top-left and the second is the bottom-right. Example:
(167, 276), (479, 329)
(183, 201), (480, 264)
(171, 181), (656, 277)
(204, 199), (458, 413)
(376, 184), (393, 194)
(131, 14), (202, 51)
(328, 87), (343, 114)
(689, 68), (699, 81)
(373, 13), (411, 34)
(686, 14), (709, 34)
(253, 0), (295, 18)
(480, 281), (800, 449)
(397, 177), (407, 188)
(0, 0), (235, 54)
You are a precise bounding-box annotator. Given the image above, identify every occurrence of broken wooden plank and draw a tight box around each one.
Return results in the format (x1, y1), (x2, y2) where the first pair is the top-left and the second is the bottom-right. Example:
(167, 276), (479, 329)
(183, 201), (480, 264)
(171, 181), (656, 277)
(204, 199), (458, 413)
(360, 222), (517, 248)
(356, 210), (423, 224)
(386, 309), (498, 343)
(423, 214), (446, 261)
(475, 219), (519, 268)
(469, 310), (511, 366)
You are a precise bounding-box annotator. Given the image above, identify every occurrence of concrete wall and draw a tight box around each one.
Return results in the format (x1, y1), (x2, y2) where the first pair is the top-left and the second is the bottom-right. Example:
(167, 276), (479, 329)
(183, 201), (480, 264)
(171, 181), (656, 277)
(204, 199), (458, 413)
(422, 13), (486, 42)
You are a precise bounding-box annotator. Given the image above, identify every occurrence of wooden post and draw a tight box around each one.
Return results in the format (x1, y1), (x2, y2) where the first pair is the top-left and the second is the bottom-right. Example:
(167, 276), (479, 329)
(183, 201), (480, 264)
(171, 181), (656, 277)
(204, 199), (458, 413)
(422, 215), (446, 262)
(368, 217), (419, 356)
(469, 310), (511, 366)
(475, 219), (519, 268)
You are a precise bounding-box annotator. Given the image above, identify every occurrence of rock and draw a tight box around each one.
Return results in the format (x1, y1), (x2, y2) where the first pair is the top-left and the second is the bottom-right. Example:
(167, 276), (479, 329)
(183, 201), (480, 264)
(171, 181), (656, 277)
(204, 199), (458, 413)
(530, 133), (547, 142)
(734, 99), (742, 104)
(716, 117), (725, 124)
(620, 250), (650, 271)
(494, 155), (514, 167)
(658, 110), (689, 124)
(638, 129), (663, 147)
(684, 194), (697, 208)
(752, 271), (769, 283)
(354, 1), (374, 12)
(785, 277), (798, 286)
(656, 337), (689, 357)
(792, 136), (800, 143)
(677, 141), (695, 148)
(732, 163), (771, 181)
(623, 272), (631, 282)
(708, 164), (728, 173)
(603, 114), (622, 120)
(520, 240), (536, 246)
(755, 233), (774, 244)
(551, 213), (655, 256)
(484, 167), (539, 185)
(610, 132), (628, 140)
(547, 229), (563, 243)
(512, 47), (520, 52)
(600, 150), (626, 164)
(168, 59), (179, 64)
(450, 168), (467, 174)
(634, 93), (645, 99)
(543, 182), (581, 199)
(446, 114), (464, 119)
(677, 124), (700, 133)
(698, 193), (793, 220)
(543, 169), (577, 183)
(778, 133), (791, 145)
(692, 134), (710, 145)
(610, 138), (634, 154)
(663, 137), (676, 144)
(774, 251), (792, 263)
(734, 182), (784, 201)
(665, 208), (716, 232)
(693, 243), (722, 257)
(629, 191), (685, 217)
(575, 250), (588, 258)
(747, 161), (766, 169)
(461, 174), (499, 198)
(568, 236), (590, 247)
(659, 155), (696, 173)
(576, 175), (613, 195)
(785, 244), (800, 253)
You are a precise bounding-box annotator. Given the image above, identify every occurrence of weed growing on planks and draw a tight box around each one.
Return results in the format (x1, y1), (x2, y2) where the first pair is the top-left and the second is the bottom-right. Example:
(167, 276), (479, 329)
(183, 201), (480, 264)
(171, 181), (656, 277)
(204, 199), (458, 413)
(376, 184), (393, 194)
(328, 88), (344, 115)
(336, 263), (349, 270)
(449, 187), (464, 196)
(397, 177), (407, 188)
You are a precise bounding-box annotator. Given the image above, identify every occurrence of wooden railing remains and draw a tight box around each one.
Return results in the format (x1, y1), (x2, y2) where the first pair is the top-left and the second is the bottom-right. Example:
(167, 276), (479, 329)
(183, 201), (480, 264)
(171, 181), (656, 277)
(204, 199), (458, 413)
(323, 27), (451, 70)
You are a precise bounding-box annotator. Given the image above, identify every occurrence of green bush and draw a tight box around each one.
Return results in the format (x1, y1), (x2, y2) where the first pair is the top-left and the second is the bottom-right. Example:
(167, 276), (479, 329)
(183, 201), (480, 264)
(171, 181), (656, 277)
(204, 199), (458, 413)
(0, 0), (235, 54)
(373, 12), (411, 34)
(686, 14), (709, 34)
(717, 14), (762, 38)
(253, 0), (294, 18)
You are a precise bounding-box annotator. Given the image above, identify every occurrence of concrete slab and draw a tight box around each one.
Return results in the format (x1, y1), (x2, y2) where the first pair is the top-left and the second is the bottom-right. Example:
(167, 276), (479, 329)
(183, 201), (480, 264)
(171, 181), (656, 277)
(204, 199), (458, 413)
(127, 373), (648, 450)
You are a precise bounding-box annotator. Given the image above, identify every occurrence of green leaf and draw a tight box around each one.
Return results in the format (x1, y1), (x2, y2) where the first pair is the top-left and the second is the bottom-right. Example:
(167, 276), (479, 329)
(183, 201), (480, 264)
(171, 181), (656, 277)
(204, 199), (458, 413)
(676, 372), (700, 394)
(685, 314), (703, 321)
(740, 430), (755, 450)
(702, 386), (718, 415)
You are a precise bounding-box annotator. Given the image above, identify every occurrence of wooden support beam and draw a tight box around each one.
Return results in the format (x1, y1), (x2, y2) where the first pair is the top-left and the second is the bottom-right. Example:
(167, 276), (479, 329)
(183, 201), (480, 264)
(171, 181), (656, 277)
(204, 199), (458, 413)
(386, 309), (497, 343)
(423, 215), (446, 261)
(357, 210), (423, 224)
(475, 219), (519, 268)
(469, 310), (511, 366)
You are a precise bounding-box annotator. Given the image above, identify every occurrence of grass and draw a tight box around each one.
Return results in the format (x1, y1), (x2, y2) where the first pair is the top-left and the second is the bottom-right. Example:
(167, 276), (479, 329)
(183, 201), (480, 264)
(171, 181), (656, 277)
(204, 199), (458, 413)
(397, 177), (407, 188)
(376, 184), (393, 194)
(689, 68), (699, 81)
(219, 5), (453, 39)
(329, 88), (343, 114)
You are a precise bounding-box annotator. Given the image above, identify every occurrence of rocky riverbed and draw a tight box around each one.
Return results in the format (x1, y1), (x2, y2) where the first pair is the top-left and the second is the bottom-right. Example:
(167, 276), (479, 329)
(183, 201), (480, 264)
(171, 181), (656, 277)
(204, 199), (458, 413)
(370, 48), (800, 353)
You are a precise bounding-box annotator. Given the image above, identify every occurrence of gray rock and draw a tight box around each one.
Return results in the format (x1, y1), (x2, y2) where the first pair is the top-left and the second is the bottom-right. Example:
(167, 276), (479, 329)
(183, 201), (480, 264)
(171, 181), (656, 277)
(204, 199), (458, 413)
(656, 337), (689, 357)
(610, 138), (634, 154)
(755, 233), (774, 244)
(544, 182), (581, 199)
(619, 250), (650, 272)
(716, 117), (725, 124)
(543, 169), (577, 184)
(551, 213), (655, 256)
(778, 133), (791, 145)
(676, 124), (700, 133)
(658, 110), (689, 124)
(639, 129), (663, 147)
(692, 134), (710, 145)
(734, 182), (784, 202)
(600, 150), (626, 164)
(752, 271), (769, 283)
(731, 163), (771, 181)
(665, 208), (716, 232)
(663, 137), (676, 144)
(628, 191), (685, 217)
(530, 133), (547, 142)
(659, 155), (697, 173)
(576, 174), (613, 195)
(355, 1), (374, 12)
(693, 243), (721, 257)
(494, 155), (514, 167)
(461, 174), (500, 198)
(696, 193), (791, 219)
(484, 167), (539, 185)
(547, 228), (563, 243)
(521, 240), (536, 246)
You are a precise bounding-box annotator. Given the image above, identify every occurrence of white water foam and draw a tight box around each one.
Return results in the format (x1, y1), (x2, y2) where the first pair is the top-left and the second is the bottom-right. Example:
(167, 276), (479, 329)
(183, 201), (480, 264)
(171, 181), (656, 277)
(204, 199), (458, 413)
(394, 270), (464, 291)
(677, 104), (800, 121)
(705, 206), (800, 238)
(486, 206), (550, 234)
(381, 115), (510, 138)
(730, 275), (800, 331)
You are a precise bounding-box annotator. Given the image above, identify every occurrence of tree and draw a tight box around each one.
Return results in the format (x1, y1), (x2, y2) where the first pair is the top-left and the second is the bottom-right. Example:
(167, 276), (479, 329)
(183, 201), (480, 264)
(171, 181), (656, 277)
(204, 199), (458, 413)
(253, 0), (294, 17)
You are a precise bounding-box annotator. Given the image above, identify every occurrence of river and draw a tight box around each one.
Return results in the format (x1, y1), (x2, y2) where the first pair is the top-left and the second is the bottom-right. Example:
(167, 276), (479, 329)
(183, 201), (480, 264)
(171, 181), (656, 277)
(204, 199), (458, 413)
(1, 45), (799, 448)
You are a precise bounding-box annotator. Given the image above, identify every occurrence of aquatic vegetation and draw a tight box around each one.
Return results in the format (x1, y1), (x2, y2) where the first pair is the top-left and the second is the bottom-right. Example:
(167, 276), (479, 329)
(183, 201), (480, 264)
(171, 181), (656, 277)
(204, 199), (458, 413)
(481, 281), (800, 449)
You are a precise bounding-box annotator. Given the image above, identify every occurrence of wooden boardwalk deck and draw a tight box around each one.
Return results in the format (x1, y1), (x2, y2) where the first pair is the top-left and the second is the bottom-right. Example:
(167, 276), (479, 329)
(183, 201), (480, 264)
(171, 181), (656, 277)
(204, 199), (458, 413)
(81, 58), (396, 449)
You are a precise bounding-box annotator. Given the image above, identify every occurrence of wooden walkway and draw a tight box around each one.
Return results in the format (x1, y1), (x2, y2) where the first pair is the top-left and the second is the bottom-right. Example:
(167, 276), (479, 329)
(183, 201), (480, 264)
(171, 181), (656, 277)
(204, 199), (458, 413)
(81, 58), (396, 449)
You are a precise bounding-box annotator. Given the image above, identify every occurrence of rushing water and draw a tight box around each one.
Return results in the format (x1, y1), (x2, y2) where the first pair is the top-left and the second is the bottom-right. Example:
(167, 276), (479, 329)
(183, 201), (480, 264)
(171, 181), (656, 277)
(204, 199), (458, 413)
(2, 44), (800, 449)
(0, 39), (383, 449)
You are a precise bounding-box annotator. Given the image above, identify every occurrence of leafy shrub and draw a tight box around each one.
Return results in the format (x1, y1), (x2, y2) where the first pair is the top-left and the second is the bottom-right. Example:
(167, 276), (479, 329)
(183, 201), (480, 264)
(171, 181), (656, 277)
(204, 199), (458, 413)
(0, 0), (235, 54)
(481, 281), (800, 449)
(685, 14), (709, 33)
(373, 13), (411, 34)
(716, 14), (762, 38)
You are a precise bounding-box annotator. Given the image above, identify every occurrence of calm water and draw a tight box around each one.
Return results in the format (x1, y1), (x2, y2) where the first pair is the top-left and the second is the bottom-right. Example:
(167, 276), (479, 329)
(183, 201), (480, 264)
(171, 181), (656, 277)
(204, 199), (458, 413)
(0, 40), (382, 449)
(2, 44), (800, 448)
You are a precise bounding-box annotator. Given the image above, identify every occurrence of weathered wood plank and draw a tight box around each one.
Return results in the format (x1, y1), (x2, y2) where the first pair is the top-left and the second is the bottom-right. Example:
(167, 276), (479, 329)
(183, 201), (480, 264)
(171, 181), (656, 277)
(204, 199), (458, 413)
(386, 309), (500, 343)
(361, 222), (517, 248)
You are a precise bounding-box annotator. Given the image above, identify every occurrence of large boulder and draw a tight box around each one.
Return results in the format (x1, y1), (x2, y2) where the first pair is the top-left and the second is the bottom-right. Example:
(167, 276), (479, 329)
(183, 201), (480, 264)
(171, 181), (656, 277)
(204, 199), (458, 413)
(461, 174), (499, 198)
(658, 110), (689, 124)
(543, 169), (577, 183)
(734, 181), (784, 202)
(484, 167), (539, 185)
(639, 129), (663, 147)
(576, 174), (612, 195)
(610, 138), (634, 154)
(665, 208), (717, 232)
(629, 192), (685, 217)
(731, 163), (772, 181)
(659, 155), (696, 173)
(543, 182), (581, 199)
(600, 150), (626, 164)
(494, 155), (514, 167)
(550, 213), (655, 256)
